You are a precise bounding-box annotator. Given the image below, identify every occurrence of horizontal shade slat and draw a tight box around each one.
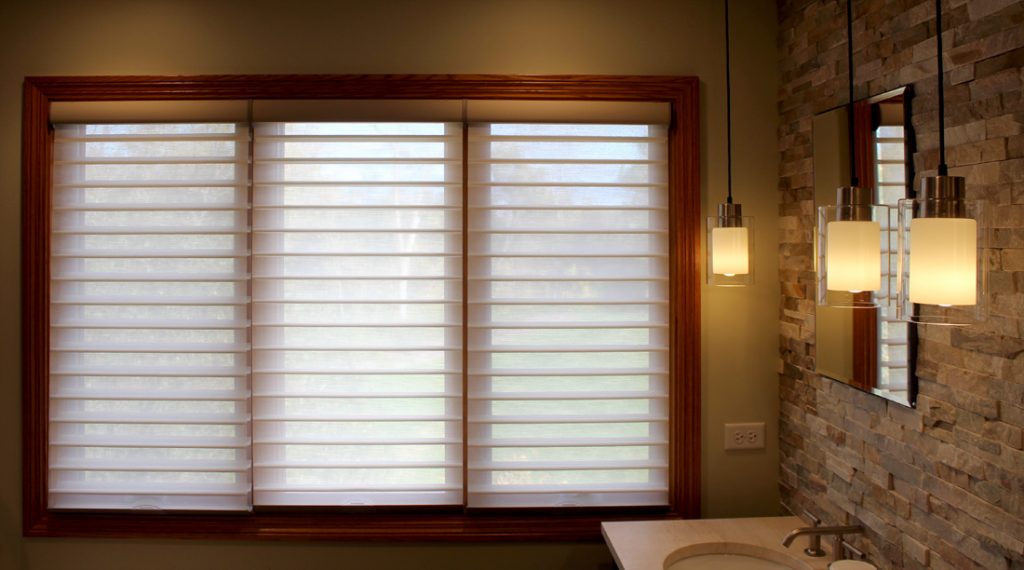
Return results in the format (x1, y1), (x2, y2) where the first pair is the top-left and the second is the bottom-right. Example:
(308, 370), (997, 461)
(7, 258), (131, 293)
(56, 157), (243, 166)
(51, 367), (250, 377)
(468, 438), (668, 447)
(51, 436), (250, 448)
(55, 181), (242, 189)
(466, 391), (666, 400)
(468, 461), (664, 471)
(466, 415), (667, 424)
(51, 389), (248, 401)
(52, 272), (250, 282)
(468, 253), (668, 259)
(51, 412), (250, 424)
(469, 321), (668, 329)
(254, 438), (450, 446)
(49, 485), (251, 496)
(52, 320), (248, 329)
(252, 346), (458, 352)
(468, 368), (668, 376)
(53, 250), (249, 258)
(51, 459), (249, 472)
(254, 158), (457, 165)
(467, 483), (666, 494)
(54, 204), (248, 212)
(53, 227), (250, 235)
(469, 345), (667, 353)
(254, 461), (459, 469)
(52, 297), (250, 306)
(469, 229), (667, 236)
(254, 484), (461, 493)
(253, 391), (459, 399)
(466, 299), (668, 306)
(253, 253), (460, 258)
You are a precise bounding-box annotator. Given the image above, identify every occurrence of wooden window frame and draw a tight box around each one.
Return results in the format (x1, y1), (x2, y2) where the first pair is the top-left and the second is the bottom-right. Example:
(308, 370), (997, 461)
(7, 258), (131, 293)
(22, 74), (701, 540)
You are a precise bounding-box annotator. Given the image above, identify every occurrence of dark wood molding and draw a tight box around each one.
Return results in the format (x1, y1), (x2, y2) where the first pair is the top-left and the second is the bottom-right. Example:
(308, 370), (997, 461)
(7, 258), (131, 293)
(26, 509), (691, 541)
(22, 78), (53, 538)
(22, 74), (702, 540)
(24, 74), (698, 102)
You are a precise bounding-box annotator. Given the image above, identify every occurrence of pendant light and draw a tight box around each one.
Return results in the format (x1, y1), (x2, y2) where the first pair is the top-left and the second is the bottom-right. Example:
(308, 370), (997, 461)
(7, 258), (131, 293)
(707, 0), (754, 287)
(816, 0), (891, 309)
(896, 0), (988, 325)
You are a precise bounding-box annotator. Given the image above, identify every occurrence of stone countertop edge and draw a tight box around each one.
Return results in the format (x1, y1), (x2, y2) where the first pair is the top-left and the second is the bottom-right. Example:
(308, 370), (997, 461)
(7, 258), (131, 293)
(601, 516), (838, 570)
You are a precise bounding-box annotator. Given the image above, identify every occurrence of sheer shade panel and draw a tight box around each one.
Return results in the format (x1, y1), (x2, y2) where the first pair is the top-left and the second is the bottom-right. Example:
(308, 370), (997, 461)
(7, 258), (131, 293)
(251, 122), (464, 506)
(876, 125), (909, 391)
(46, 113), (671, 512)
(465, 123), (670, 508)
(49, 123), (252, 511)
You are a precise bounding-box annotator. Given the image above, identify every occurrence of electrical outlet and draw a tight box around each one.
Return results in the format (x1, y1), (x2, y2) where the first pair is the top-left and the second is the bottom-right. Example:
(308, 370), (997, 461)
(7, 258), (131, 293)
(724, 422), (766, 450)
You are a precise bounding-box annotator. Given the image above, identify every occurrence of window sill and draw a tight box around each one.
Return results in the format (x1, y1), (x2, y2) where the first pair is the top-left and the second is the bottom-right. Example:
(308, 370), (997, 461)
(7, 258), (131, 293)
(26, 508), (683, 541)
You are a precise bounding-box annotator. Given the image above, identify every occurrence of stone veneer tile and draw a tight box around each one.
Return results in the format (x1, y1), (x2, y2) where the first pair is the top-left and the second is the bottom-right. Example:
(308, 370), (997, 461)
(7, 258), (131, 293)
(777, 0), (1024, 568)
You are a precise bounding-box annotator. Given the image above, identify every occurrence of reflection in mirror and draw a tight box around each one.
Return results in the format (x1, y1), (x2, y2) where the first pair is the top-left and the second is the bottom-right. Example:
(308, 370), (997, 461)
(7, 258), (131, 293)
(813, 87), (917, 407)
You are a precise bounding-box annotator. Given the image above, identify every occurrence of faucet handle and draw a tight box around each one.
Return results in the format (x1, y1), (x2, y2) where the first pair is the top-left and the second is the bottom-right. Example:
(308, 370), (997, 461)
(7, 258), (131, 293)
(838, 539), (866, 560)
(802, 510), (821, 527)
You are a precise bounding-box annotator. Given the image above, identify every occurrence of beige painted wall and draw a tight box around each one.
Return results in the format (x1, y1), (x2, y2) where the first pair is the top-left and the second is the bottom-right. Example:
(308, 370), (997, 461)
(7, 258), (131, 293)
(0, 1), (779, 568)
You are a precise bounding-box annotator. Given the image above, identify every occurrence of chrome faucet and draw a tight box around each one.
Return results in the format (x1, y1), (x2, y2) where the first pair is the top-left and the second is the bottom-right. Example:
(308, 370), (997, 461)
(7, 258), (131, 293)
(782, 511), (863, 558)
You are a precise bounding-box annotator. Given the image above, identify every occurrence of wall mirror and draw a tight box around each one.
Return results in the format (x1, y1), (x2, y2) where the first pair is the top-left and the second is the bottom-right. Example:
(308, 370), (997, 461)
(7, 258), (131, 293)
(812, 86), (918, 407)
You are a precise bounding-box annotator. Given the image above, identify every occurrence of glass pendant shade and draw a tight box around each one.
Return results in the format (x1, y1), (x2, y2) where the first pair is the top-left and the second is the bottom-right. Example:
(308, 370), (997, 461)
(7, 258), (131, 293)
(707, 203), (754, 286)
(816, 186), (892, 308)
(897, 175), (988, 325)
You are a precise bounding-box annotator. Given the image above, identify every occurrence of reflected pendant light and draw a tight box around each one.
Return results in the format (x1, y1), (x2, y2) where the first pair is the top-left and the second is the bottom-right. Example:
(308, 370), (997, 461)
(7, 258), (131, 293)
(707, 0), (754, 287)
(896, 0), (988, 325)
(816, 0), (891, 309)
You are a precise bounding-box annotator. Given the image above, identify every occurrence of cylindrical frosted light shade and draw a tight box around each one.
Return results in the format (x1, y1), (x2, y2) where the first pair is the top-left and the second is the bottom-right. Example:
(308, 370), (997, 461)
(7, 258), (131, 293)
(711, 227), (749, 276)
(826, 220), (881, 292)
(897, 175), (988, 326)
(816, 201), (891, 309)
(706, 204), (754, 287)
(908, 217), (977, 305)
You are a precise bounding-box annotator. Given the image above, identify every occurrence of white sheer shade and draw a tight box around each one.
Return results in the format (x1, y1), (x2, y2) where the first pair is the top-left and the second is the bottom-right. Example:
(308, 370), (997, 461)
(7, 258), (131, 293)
(49, 112), (673, 512)
(251, 122), (464, 506)
(49, 123), (252, 511)
(466, 123), (670, 508)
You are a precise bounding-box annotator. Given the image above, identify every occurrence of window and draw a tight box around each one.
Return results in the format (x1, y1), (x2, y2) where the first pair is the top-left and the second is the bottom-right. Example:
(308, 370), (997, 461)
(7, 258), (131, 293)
(24, 75), (700, 539)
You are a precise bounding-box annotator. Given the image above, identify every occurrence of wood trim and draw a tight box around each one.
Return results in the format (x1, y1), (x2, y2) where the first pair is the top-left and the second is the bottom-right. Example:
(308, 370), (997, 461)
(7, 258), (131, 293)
(22, 78), (53, 538)
(669, 84), (702, 518)
(27, 510), (686, 541)
(22, 74), (702, 540)
(24, 74), (698, 102)
(850, 308), (879, 391)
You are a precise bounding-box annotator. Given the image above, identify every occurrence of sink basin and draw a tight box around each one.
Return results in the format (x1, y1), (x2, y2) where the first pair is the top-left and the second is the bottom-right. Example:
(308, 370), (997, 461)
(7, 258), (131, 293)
(665, 543), (813, 570)
(667, 554), (790, 570)
(602, 516), (828, 570)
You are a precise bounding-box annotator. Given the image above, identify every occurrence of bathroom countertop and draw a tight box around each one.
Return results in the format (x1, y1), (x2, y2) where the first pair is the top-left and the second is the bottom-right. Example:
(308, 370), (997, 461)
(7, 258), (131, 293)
(602, 516), (836, 570)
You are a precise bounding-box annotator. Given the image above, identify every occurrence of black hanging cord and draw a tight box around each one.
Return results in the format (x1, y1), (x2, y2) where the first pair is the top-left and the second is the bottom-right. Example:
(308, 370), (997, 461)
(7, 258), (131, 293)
(725, 0), (733, 204)
(846, 0), (859, 187)
(936, 0), (947, 175)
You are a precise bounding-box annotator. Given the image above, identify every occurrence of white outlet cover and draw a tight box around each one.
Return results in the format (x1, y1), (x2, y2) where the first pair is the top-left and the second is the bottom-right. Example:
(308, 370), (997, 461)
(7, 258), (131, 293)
(724, 422), (766, 450)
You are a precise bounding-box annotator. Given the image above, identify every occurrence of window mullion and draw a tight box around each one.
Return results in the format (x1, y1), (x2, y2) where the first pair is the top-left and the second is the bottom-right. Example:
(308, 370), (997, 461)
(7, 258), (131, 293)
(246, 115), (256, 510)
(461, 118), (470, 508)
